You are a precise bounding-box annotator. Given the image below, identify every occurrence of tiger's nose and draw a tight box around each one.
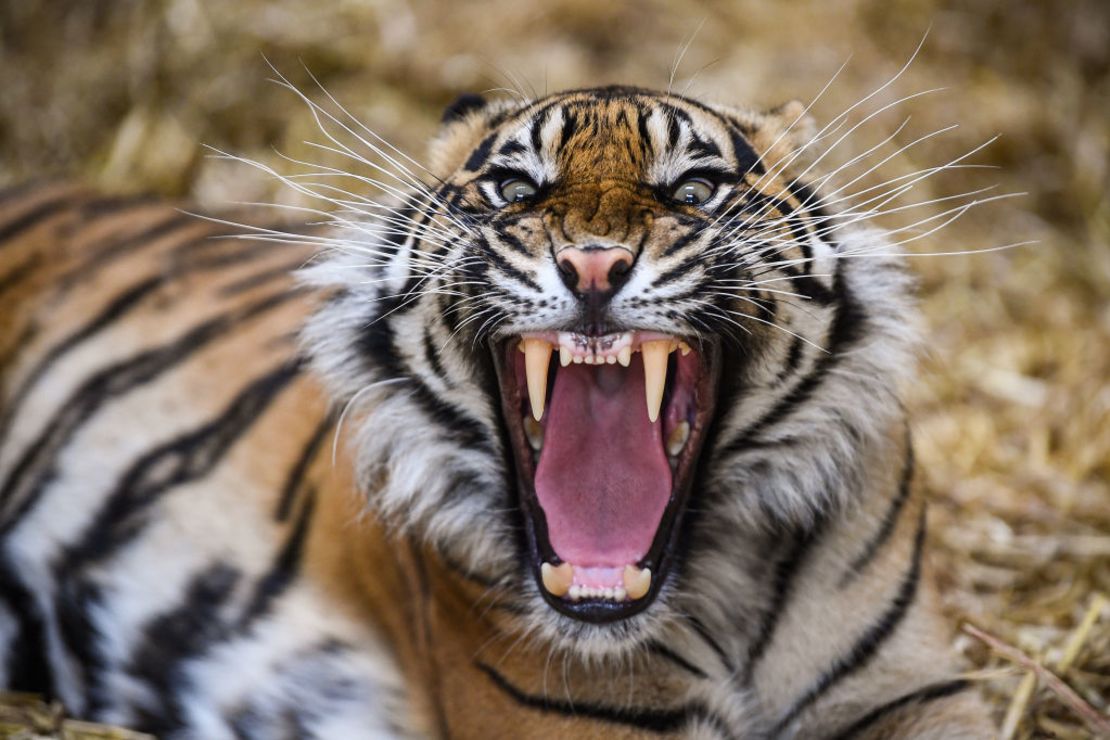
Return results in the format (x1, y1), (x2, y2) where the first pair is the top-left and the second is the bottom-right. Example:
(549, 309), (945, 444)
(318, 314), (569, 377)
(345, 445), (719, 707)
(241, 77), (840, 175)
(556, 246), (634, 296)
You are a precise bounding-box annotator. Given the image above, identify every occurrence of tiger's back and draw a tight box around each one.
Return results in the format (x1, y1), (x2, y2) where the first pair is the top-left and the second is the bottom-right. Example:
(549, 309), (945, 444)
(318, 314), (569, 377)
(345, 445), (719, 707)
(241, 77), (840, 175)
(0, 183), (421, 736)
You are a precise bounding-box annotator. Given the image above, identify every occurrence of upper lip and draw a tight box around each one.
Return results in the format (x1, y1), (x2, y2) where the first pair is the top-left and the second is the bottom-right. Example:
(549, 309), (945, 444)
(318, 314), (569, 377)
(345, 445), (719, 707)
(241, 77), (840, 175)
(491, 330), (720, 624)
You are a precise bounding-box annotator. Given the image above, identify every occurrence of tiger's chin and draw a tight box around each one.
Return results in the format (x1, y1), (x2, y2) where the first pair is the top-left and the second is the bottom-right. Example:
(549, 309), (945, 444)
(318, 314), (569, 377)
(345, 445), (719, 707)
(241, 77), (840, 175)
(493, 331), (720, 625)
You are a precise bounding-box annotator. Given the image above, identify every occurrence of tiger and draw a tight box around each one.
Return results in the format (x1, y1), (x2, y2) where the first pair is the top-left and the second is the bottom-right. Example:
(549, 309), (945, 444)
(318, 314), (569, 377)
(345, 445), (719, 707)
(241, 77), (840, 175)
(0, 85), (995, 738)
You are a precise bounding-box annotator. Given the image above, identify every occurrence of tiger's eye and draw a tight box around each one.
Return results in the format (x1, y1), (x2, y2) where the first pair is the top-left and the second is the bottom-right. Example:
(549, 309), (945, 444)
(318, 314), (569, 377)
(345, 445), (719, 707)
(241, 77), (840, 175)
(672, 179), (714, 205)
(500, 179), (537, 203)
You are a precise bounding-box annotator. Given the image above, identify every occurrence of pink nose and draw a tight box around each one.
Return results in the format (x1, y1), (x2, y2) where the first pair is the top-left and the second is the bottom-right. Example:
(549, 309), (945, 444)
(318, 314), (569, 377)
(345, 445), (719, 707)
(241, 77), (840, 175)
(556, 246), (633, 295)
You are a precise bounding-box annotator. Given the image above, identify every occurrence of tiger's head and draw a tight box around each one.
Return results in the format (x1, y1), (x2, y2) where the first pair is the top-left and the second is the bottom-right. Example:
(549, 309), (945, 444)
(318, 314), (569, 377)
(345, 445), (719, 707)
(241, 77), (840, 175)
(304, 86), (915, 653)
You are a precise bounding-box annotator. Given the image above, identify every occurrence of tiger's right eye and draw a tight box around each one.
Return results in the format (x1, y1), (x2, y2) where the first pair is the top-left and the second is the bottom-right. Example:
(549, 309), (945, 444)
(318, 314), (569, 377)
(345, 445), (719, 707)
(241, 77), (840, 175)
(500, 179), (537, 203)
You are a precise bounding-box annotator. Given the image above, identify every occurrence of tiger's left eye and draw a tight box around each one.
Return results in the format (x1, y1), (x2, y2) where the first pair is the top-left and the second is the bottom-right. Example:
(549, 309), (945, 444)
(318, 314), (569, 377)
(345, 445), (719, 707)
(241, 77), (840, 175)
(500, 178), (537, 203)
(671, 179), (714, 206)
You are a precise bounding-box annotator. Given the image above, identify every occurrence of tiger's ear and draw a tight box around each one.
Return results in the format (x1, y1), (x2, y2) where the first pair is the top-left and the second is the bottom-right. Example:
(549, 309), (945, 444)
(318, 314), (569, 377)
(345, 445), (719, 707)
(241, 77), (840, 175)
(752, 100), (817, 174)
(765, 100), (817, 151)
(429, 93), (514, 177)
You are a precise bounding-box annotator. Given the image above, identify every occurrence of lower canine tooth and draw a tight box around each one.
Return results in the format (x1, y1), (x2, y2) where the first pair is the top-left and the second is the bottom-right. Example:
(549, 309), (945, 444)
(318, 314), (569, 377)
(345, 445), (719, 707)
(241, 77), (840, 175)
(524, 416), (544, 451)
(541, 562), (574, 597)
(666, 421), (690, 457)
(623, 565), (652, 600)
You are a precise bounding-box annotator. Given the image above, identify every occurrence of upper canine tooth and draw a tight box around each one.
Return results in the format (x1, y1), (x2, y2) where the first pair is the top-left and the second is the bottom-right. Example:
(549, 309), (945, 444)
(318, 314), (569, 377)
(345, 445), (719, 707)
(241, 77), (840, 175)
(641, 339), (670, 423)
(666, 421), (690, 457)
(617, 346), (632, 367)
(523, 338), (552, 421)
(623, 565), (652, 600)
(541, 562), (573, 597)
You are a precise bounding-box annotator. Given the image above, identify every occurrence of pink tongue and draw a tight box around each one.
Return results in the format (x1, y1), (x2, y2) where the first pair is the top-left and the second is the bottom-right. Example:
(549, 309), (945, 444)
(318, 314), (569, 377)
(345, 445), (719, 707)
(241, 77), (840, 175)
(534, 355), (672, 566)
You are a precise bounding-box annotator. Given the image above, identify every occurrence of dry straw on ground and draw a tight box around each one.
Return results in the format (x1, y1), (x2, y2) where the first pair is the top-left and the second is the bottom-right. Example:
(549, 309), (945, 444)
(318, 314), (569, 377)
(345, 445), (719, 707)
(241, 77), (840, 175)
(0, 1), (1107, 737)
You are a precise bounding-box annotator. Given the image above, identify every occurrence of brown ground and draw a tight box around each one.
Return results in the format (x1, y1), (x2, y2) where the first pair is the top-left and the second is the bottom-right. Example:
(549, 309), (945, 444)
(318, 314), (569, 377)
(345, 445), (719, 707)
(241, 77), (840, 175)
(0, 1), (1107, 737)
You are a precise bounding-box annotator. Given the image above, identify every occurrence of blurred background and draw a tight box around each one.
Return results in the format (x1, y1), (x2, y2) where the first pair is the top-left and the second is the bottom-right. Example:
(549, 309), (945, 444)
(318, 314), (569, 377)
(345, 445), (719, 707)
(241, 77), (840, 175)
(0, 0), (1107, 736)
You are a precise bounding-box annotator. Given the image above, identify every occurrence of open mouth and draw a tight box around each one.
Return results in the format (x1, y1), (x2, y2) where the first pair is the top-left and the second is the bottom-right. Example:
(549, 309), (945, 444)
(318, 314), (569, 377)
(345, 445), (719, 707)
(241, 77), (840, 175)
(493, 330), (719, 623)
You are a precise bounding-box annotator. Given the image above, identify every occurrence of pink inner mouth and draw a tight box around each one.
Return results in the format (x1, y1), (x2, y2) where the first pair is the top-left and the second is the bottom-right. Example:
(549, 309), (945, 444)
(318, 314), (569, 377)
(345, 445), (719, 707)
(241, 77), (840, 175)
(534, 354), (672, 571)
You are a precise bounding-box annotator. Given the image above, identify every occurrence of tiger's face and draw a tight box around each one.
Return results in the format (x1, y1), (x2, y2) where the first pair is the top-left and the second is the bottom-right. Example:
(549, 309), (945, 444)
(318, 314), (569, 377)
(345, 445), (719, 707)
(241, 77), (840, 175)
(307, 86), (911, 651)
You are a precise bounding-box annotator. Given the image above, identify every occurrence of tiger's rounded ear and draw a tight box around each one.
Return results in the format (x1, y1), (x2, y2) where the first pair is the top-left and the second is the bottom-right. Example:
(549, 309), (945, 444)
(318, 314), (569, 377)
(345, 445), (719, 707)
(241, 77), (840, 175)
(727, 99), (817, 176)
(766, 100), (817, 150)
(429, 93), (513, 177)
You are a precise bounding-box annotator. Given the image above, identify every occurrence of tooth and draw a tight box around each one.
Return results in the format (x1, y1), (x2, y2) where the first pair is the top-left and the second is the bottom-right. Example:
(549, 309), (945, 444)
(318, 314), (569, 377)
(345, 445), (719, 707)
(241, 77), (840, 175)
(606, 355), (616, 365)
(678, 340), (692, 356)
(666, 421), (690, 457)
(641, 339), (670, 423)
(524, 416), (544, 451)
(523, 338), (552, 421)
(569, 585), (582, 600)
(623, 565), (652, 600)
(560, 347), (572, 367)
(614, 586), (627, 601)
(541, 562), (573, 597)
(573, 355), (583, 364)
(617, 346), (632, 367)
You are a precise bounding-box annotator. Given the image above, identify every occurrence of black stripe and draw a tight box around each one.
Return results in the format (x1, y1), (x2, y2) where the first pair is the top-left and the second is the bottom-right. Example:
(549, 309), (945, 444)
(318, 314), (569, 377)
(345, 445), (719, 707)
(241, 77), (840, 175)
(0, 275), (163, 447)
(477, 662), (732, 737)
(359, 298), (495, 455)
(636, 109), (654, 157)
(684, 613), (735, 674)
(0, 223), (294, 444)
(0, 289), (304, 529)
(464, 133), (497, 172)
(423, 327), (449, 381)
(497, 140), (527, 157)
(60, 358), (302, 569)
(645, 641), (710, 680)
(216, 257), (305, 296)
(840, 434), (914, 585)
(774, 335), (806, 385)
(0, 194), (74, 244)
(769, 510), (926, 736)
(661, 229), (702, 258)
(54, 213), (197, 289)
(274, 417), (331, 521)
(483, 239), (541, 292)
(722, 268), (864, 454)
(0, 557), (53, 695)
(0, 254), (41, 298)
(56, 360), (301, 712)
(0, 180), (58, 208)
(653, 252), (704, 289)
(240, 489), (316, 627)
(0, 243), (285, 437)
(724, 122), (763, 175)
(741, 522), (825, 685)
(529, 108), (547, 153)
(440, 552), (505, 590)
(559, 107), (578, 151)
(126, 563), (242, 734)
(823, 679), (970, 740)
